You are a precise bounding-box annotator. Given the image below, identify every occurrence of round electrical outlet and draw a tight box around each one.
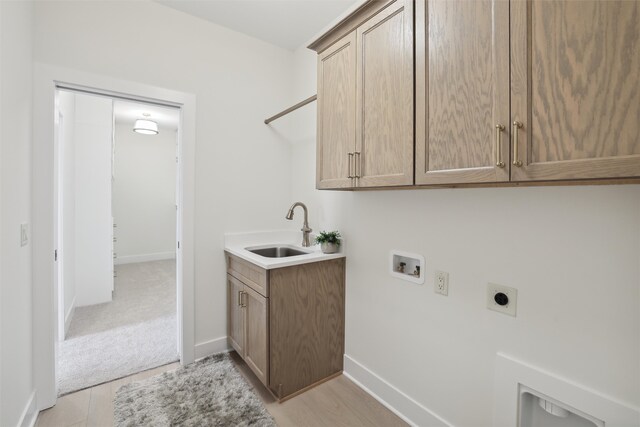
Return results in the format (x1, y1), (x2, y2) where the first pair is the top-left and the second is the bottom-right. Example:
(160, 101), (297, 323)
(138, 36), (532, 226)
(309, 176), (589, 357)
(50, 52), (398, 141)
(494, 292), (509, 306)
(487, 283), (517, 317)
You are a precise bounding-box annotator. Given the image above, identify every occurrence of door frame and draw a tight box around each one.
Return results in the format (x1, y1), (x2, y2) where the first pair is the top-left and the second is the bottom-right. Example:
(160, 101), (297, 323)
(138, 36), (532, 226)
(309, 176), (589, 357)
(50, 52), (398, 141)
(53, 108), (65, 342)
(32, 63), (196, 410)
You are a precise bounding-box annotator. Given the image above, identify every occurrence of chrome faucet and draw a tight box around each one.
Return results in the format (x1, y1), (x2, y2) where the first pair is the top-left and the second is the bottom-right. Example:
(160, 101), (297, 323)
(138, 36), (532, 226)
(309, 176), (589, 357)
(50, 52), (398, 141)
(285, 202), (312, 247)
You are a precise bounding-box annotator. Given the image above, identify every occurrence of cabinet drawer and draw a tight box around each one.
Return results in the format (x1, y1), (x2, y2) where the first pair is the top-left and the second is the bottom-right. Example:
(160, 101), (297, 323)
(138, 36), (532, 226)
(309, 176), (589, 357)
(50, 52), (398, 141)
(225, 252), (269, 297)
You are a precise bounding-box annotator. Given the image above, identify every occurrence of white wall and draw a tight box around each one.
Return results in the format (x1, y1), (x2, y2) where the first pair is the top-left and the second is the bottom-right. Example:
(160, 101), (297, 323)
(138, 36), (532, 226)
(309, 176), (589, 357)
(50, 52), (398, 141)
(73, 94), (114, 307)
(58, 90), (76, 329)
(0, 0), (36, 426)
(289, 46), (640, 425)
(113, 122), (177, 263)
(33, 0), (295, 350)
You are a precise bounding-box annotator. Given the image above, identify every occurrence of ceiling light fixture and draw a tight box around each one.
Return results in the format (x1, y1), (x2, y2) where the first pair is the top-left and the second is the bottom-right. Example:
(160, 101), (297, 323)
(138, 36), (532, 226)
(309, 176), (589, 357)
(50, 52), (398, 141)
(133, 113), (159, 135)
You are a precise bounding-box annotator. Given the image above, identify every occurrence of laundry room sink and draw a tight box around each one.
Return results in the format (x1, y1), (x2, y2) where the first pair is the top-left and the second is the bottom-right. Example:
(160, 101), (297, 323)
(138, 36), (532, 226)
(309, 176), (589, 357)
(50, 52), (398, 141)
(245, 245), (311, 258)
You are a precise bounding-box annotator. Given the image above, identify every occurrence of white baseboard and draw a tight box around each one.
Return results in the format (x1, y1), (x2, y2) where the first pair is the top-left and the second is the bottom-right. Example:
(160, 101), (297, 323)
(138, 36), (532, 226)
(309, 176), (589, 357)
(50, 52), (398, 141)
(343, 354), (452, 427)
(194, 336), (230, 361)
(114, 251), (176, 265)
(64, 296), (75, 339)
(18, 391), (38, 427)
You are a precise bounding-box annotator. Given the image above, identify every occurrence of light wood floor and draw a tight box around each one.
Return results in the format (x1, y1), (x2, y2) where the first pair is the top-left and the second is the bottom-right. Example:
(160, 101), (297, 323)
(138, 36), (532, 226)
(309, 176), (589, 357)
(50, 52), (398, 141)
(36, 352), (407, 427)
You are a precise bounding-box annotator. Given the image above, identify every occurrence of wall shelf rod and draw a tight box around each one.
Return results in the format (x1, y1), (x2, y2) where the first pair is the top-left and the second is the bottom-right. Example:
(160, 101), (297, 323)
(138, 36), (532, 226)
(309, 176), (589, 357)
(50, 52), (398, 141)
(264, 94), (317, 124)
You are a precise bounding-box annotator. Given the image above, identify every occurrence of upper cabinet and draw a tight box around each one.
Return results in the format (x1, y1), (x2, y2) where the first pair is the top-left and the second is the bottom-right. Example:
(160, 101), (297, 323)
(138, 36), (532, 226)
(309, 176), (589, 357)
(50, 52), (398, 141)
(311, 0), (414, 189)
(511, 0), (640, 181)
(310, 0), (640, 190)
(316, 32), (357, 189)
(415, 0), (510, 185)
(356, 0), (414, 188)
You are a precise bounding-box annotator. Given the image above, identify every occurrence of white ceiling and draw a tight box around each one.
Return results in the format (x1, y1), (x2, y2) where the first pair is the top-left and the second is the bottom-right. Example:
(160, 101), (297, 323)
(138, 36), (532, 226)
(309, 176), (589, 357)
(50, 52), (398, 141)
(113, 100), (180, 132)
(153, 0), (359, 50)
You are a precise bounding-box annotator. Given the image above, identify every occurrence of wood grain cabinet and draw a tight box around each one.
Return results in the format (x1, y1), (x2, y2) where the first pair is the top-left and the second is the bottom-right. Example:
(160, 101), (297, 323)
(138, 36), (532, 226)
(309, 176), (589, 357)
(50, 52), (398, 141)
(227, 275), (245, 356)
(312, 0), (414, 189)
(227, 274), (268, 384)
(316, 32), (357, 189)
(415, 0), (510, 185)
(416, 0), (640, 184)
(313, 0), (640, 189)
(510, 0), (640, 181)
(226, 253), (345, 400)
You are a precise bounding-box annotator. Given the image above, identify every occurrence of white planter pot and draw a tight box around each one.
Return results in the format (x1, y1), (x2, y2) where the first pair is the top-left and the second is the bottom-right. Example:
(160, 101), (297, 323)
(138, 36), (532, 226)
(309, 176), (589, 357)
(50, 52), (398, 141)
(320, 242), (339, 254)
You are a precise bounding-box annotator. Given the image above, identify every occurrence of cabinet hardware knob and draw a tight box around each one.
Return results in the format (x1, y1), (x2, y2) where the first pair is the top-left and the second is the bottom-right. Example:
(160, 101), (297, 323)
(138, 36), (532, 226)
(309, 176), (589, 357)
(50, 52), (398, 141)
(495, 124), (505, 168)
(512, 121), (523, 167)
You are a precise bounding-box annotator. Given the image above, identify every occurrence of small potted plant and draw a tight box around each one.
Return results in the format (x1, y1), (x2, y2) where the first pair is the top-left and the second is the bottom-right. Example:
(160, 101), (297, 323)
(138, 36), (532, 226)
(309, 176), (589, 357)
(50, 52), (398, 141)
(315, 230), (341, 254)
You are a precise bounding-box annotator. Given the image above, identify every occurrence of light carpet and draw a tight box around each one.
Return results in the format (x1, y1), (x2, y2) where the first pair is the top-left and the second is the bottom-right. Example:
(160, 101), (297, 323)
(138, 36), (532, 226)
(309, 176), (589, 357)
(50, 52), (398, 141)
(114, 353), (276, 427)
(58, 260), (178, 395)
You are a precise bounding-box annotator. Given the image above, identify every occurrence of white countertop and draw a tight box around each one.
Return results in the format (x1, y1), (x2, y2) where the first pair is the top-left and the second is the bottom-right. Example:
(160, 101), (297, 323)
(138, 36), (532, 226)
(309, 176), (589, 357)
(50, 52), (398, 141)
(224, 230), (345, 270)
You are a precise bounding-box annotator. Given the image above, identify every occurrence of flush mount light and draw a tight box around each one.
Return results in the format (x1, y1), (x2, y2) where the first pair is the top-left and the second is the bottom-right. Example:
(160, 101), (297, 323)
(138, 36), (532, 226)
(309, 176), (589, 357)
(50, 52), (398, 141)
(133, 113), (159, 135)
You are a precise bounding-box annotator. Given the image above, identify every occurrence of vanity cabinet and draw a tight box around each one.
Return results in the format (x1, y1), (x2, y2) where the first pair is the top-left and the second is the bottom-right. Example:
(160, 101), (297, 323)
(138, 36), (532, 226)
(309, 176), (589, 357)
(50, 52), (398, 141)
(227, 274), (269, 385)
(227, 275), (245, 356)
(313, 0), (414, 189)
(268, 259), (346, 398)
(226, 253), (345, 400)
(312, 0), (640, 189)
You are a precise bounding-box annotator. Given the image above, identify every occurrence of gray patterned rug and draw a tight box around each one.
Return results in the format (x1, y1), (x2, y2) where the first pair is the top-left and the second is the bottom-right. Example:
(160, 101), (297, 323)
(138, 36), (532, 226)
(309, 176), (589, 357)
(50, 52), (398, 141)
(114, 353), (276, 427)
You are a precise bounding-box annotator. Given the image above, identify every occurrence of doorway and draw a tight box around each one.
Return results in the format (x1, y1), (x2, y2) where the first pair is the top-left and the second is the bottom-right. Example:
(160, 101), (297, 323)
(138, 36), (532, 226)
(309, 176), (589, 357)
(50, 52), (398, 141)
(54, 89), (180, 395)
(33, 64), (196, 410)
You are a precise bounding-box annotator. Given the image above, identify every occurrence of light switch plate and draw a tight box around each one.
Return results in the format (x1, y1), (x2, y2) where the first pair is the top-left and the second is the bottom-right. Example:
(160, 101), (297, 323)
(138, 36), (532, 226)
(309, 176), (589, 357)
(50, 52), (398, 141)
(487, 283), (517, 317)
(20, 223), (29, 247)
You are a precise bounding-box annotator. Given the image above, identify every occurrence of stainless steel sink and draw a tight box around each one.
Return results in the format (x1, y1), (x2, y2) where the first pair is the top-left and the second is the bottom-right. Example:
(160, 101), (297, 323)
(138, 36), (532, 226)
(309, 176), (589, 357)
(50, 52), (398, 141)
(246, 245), (310, 258)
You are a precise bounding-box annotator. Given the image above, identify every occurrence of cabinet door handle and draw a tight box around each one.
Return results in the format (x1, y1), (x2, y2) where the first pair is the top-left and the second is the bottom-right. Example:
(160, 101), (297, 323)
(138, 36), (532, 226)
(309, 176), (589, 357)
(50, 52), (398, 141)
(495, 124), (505, 168)
(241, 291), (247, 308)
(512, 121), (523, 167)
(354, 151), (361, 179)
(238, 290), (243, 307)
(347, 152), (354, 179)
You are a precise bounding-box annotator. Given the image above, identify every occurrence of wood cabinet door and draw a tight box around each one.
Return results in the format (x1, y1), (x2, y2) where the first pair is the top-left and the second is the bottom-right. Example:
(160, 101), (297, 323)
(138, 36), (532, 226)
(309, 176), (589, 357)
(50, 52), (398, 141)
(317, 32), (357, 189)
(511, 0), (640, 181)
(227, 275), (244, 356)
(243, 285), (269, 386)
(415, 0), (510, 185)
(355, 0), (414, 188)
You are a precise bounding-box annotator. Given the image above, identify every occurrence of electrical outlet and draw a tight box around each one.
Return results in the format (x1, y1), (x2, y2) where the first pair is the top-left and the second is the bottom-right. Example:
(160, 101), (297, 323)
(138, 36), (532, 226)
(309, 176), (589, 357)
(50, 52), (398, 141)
(434, 271), (449, 296)
(20, 223), (28, 247)
(487, 283), (517, 317)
